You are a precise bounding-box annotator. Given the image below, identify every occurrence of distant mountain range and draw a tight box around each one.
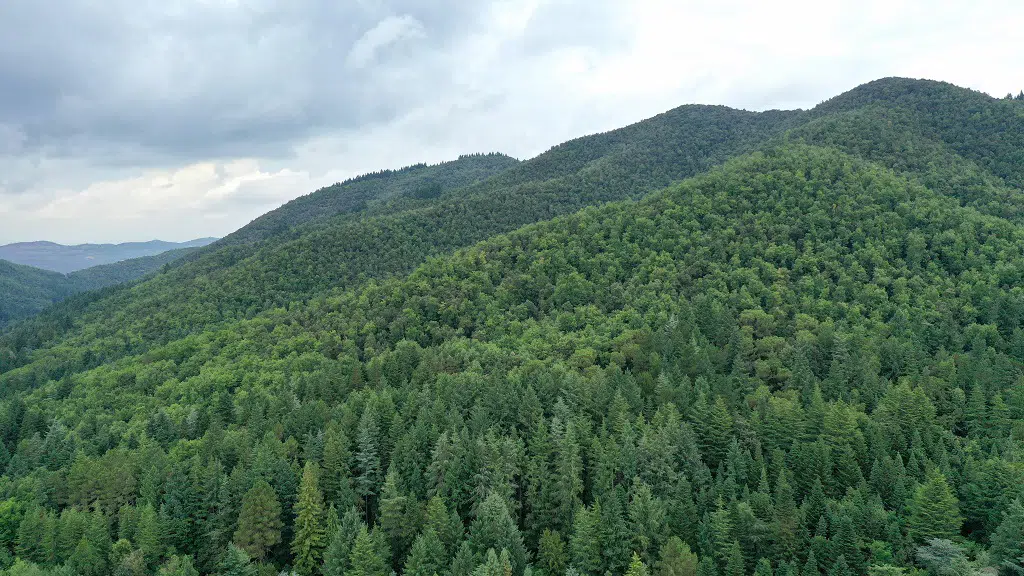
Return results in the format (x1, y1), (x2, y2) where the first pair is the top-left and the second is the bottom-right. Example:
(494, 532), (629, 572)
(0, 237), (218, 273)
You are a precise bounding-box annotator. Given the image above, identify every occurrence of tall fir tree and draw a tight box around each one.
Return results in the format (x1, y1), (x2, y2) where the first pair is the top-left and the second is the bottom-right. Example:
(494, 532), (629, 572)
(905, 471), (962, 543)
(232, 479), (282, 561)
(292, 461), (327, 575)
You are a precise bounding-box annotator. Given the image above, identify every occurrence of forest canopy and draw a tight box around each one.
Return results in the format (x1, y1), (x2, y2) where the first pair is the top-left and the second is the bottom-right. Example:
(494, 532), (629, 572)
(0, 78), (1023, 576)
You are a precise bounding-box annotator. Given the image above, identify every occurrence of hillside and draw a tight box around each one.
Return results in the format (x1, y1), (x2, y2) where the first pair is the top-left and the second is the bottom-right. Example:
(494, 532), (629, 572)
(0, 105), (798, 370)
(0, 79), (1023, 576)
(0, 238), (218, 273)
(0, 248), (204, 330)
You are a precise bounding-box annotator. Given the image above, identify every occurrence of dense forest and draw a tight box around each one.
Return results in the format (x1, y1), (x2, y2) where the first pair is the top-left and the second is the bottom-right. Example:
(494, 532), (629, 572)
(0, 78), (1023, 576)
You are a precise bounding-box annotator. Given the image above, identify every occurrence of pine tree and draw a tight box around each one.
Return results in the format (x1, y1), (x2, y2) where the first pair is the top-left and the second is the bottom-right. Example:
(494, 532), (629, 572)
(627, 553), (651, 576)
(696, 556), (719, 576)
(469, 492), (528, 576)
(802, 550), (819, 576)
(232, 479), (282, 561)
(599, 491), (632, 575)
(655, 537), (698, 576)
(423, 495), (463, 553)
(15, 508), (49, 565)
(323, 507), (364, 576)
(570, 503), (602, 576)
(69, 537), (105, 576)
(347, 526), (389, 576)
(404, 528), (448, 576)
(724, 541), (744, 576)
(754, 558), (774, 576)
(991, 499), (1024, 574)
(292, 461), (327, 574)
(905, 471), (962, 543)
(830, 514), (861, 574)
(827, 556), (851, 576)
(474, 548), (513, 576)
(537, 529), (568, 576)
(379, 467), (415, 568)
(774, 469), (799, 562)
(355, 409), (383, 524)
(322, 426), (355, 510)
(137, 503), (163, 567)
(694, 395), (734, 470)
(157, 554), (200, 576)
(216, 543), (258, 576)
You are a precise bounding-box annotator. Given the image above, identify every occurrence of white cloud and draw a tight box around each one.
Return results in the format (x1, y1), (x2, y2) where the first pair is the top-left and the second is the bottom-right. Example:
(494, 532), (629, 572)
(1, 0), (1023, 244)
(346, 15), (427, 69)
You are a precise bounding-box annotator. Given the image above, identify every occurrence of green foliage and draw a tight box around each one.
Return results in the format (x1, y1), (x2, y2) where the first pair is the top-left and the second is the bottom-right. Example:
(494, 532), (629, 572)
(1, 78), (1024, 576)
(906, 471), (963, 543)
(233, 480), (283, 561)
(291, 462), (326, 574)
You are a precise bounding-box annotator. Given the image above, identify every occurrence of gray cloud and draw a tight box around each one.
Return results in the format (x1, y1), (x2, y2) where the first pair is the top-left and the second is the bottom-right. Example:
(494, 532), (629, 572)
(0, 1), (496, 164)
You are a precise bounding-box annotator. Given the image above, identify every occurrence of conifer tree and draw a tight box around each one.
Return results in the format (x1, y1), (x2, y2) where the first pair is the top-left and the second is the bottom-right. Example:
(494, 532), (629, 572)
(537, 529), (568, 576)
(356, 409), (383, 524)
(347, 526), (389, 576)
(137, 503), (163, 567)
(292, 461), (327, 574)
(404, 528), (447, 576)
(216, 543), (258, 576)
(323, 507), (364, 576)
(627, 552), (651, 576)
(322, 426), (355, 510)
(655, 537), (698, 576)
(15, 508), (49, 565)
(570, 504), (602, 576)
(754, 558), (774, 576)
(905, 471), (962, 543)
(379, 467), (416, 568)
(724, 542), (744, 576)
(469, 492), (528, 576)
(696, 556), (719, 576)
(233, 479), (282, 561)
(991, 499), (1024, 574)
(157, 554), (200, 576)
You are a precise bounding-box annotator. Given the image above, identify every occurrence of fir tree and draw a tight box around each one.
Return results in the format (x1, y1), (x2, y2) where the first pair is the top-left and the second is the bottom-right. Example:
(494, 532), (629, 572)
(696, 556), (720, 576)
(655, 537), (698, 576)
(570, 504), (602, 576)
(537, 529), (568, 576)
(991, 499), (1024, 575)
(232, 479), (282, 561)
(347, 526), (389, 576)
(404, 528), (448, 576)
(627, 553), (651, 576)
(905, 471), (962, 543)
(469, 492), (529, 575)
(215, 543), (258, 576)
(292, 461), (327, 575)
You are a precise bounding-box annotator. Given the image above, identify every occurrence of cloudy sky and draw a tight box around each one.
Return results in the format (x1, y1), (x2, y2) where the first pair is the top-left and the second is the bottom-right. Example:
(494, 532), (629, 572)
(0, 0), (1021, 244)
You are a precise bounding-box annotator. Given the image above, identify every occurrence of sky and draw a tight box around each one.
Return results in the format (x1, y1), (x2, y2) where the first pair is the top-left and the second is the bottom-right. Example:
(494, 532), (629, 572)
(0, 0), (1022, 245)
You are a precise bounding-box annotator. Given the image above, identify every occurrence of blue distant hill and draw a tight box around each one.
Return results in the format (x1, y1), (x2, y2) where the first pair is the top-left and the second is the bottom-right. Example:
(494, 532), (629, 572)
(0, 237), (218, 273)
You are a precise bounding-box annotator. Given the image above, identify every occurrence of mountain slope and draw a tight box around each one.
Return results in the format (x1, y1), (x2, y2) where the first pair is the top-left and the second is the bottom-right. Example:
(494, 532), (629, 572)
(4, 78), (1023, 386)
(0, 247), (206, 330)
(0, 260), (80, 328)
(0, 105), (798, 370)
(2, 144), (1023, 574)
(0, 238), (218, 273)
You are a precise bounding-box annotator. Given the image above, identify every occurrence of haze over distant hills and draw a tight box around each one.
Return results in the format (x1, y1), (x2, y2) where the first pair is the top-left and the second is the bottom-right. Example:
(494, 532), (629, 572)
(0, 238), (218, 273)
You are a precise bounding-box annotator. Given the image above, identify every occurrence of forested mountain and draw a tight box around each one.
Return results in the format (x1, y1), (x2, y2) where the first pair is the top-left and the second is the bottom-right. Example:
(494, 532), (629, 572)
(0, 248), (203, 330)
(1, 78), (1024, 576)
(0, 239), (218, 273)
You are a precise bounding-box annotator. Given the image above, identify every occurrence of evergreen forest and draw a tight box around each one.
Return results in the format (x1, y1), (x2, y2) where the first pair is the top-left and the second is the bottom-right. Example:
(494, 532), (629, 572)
(0, 78), (1023, 576)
